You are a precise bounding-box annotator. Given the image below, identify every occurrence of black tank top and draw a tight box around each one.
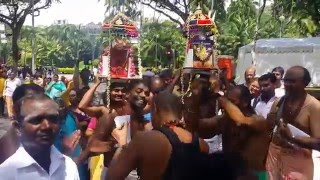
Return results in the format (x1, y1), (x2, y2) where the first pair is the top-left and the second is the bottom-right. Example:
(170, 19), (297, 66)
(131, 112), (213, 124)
(154, 126), (202, 180)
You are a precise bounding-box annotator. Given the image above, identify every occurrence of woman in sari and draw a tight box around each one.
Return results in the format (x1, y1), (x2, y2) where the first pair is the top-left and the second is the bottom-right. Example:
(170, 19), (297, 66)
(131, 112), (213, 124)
(45, 74), (66, 99)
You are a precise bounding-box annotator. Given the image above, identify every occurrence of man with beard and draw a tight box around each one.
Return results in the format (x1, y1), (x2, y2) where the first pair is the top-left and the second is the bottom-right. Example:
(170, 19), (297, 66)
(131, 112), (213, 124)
(190, 83), (271, 179)
(253, 73), (278, 119)
(79, 79), (151, 179)
(76, 77), (128, 165)
(266, 66), (320, 180)
(0, 94), (79, 179)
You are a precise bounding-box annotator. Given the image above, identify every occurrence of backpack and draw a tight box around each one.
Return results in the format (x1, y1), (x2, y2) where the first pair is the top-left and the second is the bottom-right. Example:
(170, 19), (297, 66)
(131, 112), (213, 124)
(154, 126), (246, 180)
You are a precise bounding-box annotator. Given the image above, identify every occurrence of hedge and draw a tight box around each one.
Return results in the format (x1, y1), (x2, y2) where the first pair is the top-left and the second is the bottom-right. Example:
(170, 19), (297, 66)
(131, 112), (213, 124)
(58, 68), (75, 74)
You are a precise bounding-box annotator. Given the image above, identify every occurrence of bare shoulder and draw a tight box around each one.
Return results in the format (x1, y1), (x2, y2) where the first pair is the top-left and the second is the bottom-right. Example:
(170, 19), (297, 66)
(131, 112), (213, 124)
(130, 130), (171, 158)
(134, 130), (170, 144)
(307, 94), (320, 109)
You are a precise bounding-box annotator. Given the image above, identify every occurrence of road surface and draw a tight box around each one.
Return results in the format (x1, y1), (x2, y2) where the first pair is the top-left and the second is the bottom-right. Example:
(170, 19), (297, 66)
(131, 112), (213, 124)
(0, 117), (10, 138)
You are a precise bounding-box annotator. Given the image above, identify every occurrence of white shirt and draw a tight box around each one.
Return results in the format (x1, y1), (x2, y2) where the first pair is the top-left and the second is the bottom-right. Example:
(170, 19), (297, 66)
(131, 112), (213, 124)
(275, 84), (285, 98)
(3, 78), (21, 97)
(93, 68), (98, 75)
(0, 145), (79, 180)
(254, 96), (278, 119)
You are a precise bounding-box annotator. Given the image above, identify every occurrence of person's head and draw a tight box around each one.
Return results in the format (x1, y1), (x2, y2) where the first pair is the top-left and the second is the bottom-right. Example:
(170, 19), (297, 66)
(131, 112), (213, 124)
(53, 74), (59, 82)
(54, 97), (67, 119)
(34, 72), (41, 79)
(60, 76), (66, 83)
(0, 69), (6, 78)
(150, 76), (165, 95)
(227, 85), (254, 112)
(248, 77), (260, 98)
(80, 69), (90, 86)
(151, 91), (182, 128)
(283, 66), (311, 96)
(69, 89), (78, 106)
(14, 94), (60, 152)
(9, 71), (16, 80)
(103, 82), (127, 106)
(12, 84), (44, 108)
(272, 66), (285, 81)
(244, 67), (256, 84)
(258, 73), (276, 98)
(191, 73), (211, 100)
(127, 80), (149, 112)
(159, 69), (173, 86)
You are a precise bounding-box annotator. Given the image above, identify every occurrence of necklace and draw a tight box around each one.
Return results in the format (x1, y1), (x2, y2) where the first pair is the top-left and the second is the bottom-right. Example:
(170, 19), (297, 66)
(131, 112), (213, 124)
(282, 93), (307, 124)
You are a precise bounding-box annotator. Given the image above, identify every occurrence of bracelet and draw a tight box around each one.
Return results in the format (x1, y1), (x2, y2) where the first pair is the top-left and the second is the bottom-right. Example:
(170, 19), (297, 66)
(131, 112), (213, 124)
(118, 144), (128, 150)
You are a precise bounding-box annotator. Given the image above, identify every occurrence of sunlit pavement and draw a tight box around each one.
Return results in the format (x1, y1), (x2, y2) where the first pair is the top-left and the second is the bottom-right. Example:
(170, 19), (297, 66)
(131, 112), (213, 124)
(0, 117), (11, 138)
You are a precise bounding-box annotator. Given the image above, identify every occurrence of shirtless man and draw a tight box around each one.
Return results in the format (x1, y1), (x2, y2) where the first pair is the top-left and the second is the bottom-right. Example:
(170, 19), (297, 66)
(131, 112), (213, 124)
(191, 83), (271, 177)
(266, 66), (320, 180)
(77, 77), (129, 165)
(79, 79), (152, 178)
(107, 91), (211, 180)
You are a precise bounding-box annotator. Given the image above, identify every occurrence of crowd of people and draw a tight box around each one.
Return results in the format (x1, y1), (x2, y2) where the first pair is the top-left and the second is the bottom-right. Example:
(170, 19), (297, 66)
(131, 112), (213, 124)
(0, 64), (319, 180)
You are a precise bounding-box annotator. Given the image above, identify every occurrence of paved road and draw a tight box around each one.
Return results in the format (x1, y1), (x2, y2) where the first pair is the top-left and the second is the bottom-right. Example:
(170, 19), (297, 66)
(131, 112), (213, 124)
(0, 117), (10, 138)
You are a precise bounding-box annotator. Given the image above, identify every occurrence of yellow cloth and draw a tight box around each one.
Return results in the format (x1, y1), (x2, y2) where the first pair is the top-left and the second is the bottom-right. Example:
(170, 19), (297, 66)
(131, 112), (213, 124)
(61, 81), (74, 107)
(90, 155), (104, 180)
(5, 96), (13, 118)
(24, 80), (32, 84)
(0, 78), (5, 97)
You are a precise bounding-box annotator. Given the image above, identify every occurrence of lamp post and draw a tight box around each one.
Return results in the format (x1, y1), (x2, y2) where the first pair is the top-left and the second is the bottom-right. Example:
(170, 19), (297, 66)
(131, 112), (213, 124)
(279, 15), (285, 38)
(31, 0), (36, 74)
(155, 34), (159, 68)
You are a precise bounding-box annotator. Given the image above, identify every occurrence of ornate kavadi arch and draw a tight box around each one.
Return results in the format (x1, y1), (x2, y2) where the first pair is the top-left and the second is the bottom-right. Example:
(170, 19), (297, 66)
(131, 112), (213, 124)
(183, 8), (218, 70)
(100, 12), (142, 79)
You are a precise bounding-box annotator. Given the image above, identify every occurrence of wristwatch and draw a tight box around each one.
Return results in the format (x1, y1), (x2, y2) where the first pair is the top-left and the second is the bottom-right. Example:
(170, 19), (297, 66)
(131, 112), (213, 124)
(214, 91), (224, 98)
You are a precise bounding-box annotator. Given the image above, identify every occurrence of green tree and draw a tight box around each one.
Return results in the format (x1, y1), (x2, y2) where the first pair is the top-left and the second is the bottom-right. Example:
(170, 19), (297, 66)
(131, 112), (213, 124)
(272, 0), (319, 36)
(141, 21), (186, 68)
(0, 0), (56, 66)
(17, 25), (95, 68)
(218, 0), (257, 57)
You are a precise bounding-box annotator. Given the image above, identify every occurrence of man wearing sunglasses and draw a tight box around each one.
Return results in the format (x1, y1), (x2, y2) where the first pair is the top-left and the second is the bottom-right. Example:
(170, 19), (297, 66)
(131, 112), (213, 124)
(266, 66), (320, 180)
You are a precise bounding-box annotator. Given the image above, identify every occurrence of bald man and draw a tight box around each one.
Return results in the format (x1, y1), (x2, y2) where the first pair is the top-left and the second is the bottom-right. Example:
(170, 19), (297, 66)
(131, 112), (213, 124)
(243, 67), (256, 87)
(266, 66), (320, 180)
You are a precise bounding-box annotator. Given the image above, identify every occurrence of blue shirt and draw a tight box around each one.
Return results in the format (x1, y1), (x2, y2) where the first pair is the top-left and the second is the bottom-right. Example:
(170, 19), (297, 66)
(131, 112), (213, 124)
(144, 113), (152, 121)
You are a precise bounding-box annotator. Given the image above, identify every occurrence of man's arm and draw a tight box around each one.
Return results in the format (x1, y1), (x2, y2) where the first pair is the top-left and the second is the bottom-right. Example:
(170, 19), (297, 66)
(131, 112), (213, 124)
(78, 77), (104, 117)
(106, 134), (141, 180)
(198, 116), (223, 139)
(75, 110), (115, 165)
(218, 97), (269, 131)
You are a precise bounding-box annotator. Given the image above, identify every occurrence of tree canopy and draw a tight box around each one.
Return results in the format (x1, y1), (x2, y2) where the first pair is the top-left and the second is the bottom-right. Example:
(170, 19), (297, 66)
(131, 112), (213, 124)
(0, 0), (56, 65)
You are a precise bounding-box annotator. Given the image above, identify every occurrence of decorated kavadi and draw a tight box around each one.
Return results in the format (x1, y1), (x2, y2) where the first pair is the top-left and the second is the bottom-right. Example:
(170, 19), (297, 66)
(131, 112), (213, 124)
(183, 9), (218, 70)
(100, 13), (141, 79)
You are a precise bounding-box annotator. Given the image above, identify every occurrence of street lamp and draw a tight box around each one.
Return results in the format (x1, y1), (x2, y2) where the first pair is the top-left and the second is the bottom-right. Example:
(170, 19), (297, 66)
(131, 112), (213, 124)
(31, 0), (36, 74)
(279, 15), (285, 38)
(155, 34), (159, 68)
